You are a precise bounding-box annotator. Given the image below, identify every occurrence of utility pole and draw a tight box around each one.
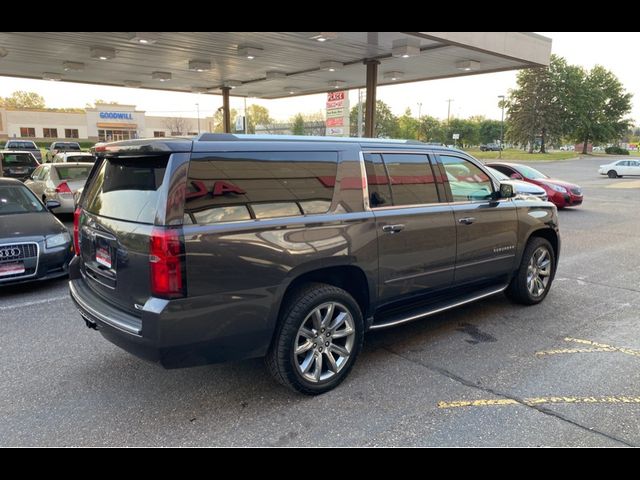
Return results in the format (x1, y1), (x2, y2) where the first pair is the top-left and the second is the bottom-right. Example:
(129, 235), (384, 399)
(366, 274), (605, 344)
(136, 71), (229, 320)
(498, 95), (505, 159)
(357, 88), (363, 137)
(446, 98), (453, 123)
(196, 103), (200, 134)
(417, 102), (422, 119)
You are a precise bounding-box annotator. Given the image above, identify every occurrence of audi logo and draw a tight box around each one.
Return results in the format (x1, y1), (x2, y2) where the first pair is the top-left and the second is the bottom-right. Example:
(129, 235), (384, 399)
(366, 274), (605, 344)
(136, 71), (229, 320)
(0, 248), (21, 258)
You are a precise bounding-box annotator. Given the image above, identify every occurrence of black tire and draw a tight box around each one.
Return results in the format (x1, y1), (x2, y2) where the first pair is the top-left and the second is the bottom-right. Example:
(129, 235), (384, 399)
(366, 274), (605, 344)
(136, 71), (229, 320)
(266, 282), (364, 395)
(506, 237), (556, 305)
(607, 170), (618, 178)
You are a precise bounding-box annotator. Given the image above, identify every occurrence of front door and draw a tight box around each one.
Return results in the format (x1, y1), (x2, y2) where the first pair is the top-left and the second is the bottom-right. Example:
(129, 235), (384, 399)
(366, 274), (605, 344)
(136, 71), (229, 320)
(439, 154), (518, 285)
(365, 152), (456, 303)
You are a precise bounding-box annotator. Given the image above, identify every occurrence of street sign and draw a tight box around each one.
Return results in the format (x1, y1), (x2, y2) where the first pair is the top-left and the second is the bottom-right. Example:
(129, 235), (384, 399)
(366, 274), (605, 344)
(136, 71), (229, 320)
(235, 115), (245, 132)
(452, 133), (460, 139)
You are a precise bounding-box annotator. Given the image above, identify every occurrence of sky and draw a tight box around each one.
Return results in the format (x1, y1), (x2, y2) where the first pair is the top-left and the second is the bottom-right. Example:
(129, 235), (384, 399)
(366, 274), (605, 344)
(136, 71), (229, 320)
(0, 32), (638, 125)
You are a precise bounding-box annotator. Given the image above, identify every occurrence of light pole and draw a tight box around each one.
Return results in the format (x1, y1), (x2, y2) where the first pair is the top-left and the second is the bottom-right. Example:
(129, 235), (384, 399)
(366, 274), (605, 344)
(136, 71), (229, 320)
(498, 95), (505, 159)
(196, 103), (200, 134)
(417, 102), (422, 119)
(446, 98), (453, 123)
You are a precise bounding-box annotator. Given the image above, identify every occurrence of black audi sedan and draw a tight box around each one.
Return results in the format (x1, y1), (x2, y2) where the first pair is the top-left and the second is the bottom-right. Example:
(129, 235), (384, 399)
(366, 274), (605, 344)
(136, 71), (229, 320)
(0, 178), (73, 285)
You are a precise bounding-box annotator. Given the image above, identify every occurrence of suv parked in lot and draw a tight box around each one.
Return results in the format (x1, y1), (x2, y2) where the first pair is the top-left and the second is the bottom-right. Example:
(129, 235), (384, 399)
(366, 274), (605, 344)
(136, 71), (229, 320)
(45, 141), (81, 162)
(4, 140), (42, 163)
(70, 135), (560, 394)
(480, 143), (503, 152)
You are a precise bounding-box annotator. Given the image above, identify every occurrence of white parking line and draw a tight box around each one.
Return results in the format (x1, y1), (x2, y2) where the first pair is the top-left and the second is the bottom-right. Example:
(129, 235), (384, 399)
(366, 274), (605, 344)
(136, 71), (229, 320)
(0, 296), (68, 312)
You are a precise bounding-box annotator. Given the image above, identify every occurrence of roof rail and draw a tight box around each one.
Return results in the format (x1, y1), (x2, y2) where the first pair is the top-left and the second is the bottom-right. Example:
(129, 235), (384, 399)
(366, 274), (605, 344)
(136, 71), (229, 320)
(196, 133), (239, 141)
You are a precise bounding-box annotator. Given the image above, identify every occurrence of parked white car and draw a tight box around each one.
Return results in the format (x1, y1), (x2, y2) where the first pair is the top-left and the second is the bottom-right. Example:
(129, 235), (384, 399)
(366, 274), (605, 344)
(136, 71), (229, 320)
(52, 151), (96, 163)
(24, 163), (93, 214)
(598, 159), (640, 178)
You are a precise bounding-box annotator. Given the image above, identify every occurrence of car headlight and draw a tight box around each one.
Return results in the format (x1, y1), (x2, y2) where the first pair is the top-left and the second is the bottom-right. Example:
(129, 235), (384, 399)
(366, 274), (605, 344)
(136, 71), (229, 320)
(46, 232), (71, 249)
(545, 183), (567, 193)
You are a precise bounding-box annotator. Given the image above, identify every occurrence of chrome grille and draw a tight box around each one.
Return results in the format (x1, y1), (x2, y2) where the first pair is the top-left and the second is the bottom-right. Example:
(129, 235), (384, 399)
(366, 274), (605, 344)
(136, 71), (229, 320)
(0, 243), (38, 262)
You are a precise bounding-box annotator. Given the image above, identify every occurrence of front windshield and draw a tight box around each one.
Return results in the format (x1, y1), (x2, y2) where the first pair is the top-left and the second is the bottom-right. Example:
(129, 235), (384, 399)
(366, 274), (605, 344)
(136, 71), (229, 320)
(0, 184), (45, 215)
(515, 165), (548, 180)
(486, 166), (509, 181)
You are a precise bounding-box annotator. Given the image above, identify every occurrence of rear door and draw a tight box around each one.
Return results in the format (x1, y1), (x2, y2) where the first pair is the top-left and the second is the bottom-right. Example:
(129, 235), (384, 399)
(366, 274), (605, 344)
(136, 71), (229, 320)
(366, 151), (456, 302)
(439, 153), (518, 285)
(79, 154), (170, 315)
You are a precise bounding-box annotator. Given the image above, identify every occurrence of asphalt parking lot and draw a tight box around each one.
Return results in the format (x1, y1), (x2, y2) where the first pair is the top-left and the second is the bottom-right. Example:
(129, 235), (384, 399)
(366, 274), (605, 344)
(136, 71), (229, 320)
(1, 156), (639, 447)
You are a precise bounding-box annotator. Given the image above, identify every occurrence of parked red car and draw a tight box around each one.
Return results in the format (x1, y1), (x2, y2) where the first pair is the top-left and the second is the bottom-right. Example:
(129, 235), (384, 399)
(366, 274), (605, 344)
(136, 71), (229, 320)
(486, 162), (583, 208)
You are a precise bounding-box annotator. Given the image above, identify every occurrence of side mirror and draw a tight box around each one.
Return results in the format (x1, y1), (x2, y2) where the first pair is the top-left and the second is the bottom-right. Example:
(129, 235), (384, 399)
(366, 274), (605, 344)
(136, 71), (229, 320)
(45, 200), (61, 211)
(499, 183), (515, 199)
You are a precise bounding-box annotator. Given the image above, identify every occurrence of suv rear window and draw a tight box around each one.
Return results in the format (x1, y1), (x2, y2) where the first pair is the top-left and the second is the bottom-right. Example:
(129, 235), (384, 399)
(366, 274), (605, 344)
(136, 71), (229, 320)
(83, 156), (168, 224)
(185, 151), (338, 225)
(66, 155), (95, 163)
(55, 143), (81, 151)
(7, 141), (37, 149)
(2, 153), (38, 166)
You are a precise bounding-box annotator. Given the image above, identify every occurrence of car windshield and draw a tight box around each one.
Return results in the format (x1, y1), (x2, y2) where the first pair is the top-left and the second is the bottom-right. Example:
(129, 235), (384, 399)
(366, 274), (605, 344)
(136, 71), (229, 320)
(56, 143), (81, 150)
(8, 141), (37, 149)
(55, 165), (93, 180)
(2, 153), (37, 166)
(66, 155), (94, 163)
(514, 165), (548, 180)
(486, 166), (509, 181)
(0, 184), (45, 214)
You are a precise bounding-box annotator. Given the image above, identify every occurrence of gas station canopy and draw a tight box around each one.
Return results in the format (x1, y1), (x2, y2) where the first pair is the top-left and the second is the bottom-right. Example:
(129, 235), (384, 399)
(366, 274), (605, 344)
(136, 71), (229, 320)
(0, 32), (552, 99)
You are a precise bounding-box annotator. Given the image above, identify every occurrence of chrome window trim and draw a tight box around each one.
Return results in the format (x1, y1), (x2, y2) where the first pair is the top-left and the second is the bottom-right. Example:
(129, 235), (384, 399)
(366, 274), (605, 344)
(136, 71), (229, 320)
(0, 241), (40, 282)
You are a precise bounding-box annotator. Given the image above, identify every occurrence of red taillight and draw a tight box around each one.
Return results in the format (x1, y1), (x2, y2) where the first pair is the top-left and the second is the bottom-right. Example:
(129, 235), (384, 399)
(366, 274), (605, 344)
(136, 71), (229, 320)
(150, 228), (185, 299)
(56, 181), (72, 194)
(73, 207), (81, 255)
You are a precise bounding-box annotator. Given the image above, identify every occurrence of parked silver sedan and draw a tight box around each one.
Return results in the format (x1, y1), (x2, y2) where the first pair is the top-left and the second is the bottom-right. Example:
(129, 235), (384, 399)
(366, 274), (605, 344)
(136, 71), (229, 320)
(24, 163), (93, 214)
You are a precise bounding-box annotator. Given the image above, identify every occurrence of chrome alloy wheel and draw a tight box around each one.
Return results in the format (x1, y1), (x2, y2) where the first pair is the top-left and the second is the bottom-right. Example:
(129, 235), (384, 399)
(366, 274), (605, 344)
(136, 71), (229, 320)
(527, 246), (552, 297)
(294, 302), (356, 383)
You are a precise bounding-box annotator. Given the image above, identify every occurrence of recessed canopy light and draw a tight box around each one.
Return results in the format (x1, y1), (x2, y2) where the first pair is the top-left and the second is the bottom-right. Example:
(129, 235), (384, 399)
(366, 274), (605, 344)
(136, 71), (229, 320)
(123, 80), (141, 88)
(320, 60), (343, 72)
(128, 32), (159, 44)
(392, 38), (420, 58)
(238, 46), (263, 60)
(43, 72), (62, 81)
(0, 47), (8, 58)
(266, 70), (286, 80)
(223, 80), (242, 88)
(328, 80), (345, 89)
(63, 61), (85, 72)
(285, 86), (300, 94)
(383, 71), (404, 81)
(152, 71), (172, 82)
(188, 60), (212, 72)
(90, 46), (116, 61)
(309, 32), (338, 42)
(455, 60), (481, 71)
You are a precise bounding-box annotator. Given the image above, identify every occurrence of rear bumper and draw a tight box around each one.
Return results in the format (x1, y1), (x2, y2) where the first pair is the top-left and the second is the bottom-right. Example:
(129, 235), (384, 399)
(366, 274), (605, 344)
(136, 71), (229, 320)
(68, 257), (274, 368)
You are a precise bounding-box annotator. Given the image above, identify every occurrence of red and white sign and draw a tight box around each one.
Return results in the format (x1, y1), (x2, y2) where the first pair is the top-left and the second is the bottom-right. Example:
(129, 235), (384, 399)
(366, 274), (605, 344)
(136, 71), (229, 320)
(326, 91), (349, 137)
(0, 262), (25, 277)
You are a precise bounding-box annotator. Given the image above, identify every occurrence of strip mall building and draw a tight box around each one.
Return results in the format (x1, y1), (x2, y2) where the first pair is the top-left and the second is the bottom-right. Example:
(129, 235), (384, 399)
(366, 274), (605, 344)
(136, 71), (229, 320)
(0, 103), (214, 142)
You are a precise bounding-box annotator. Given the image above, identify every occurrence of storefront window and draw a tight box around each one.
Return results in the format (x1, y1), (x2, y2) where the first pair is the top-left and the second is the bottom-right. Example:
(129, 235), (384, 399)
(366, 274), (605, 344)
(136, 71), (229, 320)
(19, 127), (36, 137)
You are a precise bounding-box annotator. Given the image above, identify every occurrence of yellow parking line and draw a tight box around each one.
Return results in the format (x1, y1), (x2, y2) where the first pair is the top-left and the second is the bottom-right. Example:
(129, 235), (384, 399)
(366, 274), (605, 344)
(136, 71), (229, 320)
(438, 396), (640, 409)
(564, 337), (640, 358)
(535, 347), (613, 356)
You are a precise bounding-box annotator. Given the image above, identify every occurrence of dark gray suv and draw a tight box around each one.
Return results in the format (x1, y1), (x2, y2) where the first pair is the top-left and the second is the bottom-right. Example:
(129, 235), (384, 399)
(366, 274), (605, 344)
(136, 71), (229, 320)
(69, 134), (560, 394)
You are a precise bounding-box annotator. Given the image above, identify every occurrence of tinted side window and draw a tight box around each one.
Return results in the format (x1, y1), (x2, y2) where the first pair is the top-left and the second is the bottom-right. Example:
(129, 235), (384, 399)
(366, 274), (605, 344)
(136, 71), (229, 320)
(185, 151), (338, 225)
(489, 165), (514, 177)
(363, 153), (392, 207)
(441, 155), (493, 202)
(382, 153), (439, 206)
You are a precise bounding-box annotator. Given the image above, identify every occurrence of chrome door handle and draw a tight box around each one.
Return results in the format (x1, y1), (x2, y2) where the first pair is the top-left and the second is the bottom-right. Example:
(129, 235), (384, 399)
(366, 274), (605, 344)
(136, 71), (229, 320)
(382, 224), (405, 234)
(458, 217), (476, 225)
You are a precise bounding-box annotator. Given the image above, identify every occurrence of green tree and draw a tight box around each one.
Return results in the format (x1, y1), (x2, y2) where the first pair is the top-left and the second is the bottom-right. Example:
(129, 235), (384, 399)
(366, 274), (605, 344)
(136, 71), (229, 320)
(1, 91), (46, 108)
(445, 117), (479, 147)
(505, 55), (568, 153)
(291, 114), (305, 135)
(417, 115), (444, 143)
(245, 104), (272, 134)
(568, 65), (632, 154)
(478, 119), (503, 144)
(397, 108), (420, 139)
(349, 100), (398, 138)
(212, 108), (238, 132)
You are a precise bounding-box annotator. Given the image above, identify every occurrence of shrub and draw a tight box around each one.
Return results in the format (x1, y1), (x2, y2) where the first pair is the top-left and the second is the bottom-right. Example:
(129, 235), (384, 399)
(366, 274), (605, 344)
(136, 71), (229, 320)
(604, 146), (629, 155)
